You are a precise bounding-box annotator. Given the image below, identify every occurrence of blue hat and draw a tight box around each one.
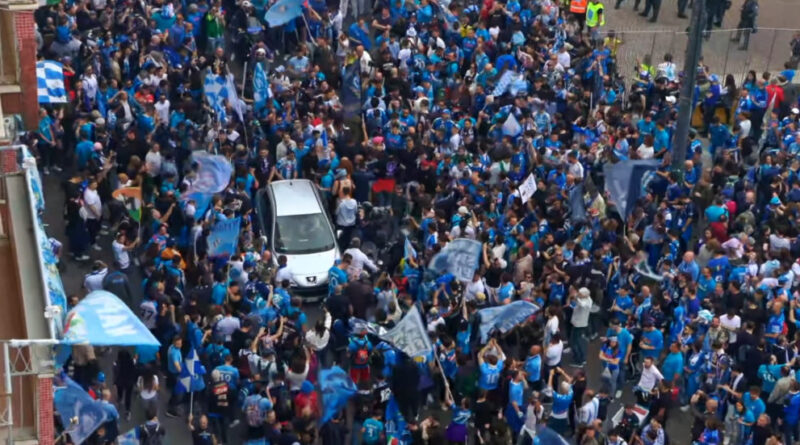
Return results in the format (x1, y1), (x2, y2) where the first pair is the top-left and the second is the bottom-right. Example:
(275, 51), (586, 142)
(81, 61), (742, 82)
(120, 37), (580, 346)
(770, 196), (782, 205)
(442, 108), (451, 115)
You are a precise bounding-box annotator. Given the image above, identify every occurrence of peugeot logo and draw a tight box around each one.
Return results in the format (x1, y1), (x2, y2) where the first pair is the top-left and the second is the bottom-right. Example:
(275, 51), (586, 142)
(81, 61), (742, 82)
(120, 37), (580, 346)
(306, 276), (317, 283)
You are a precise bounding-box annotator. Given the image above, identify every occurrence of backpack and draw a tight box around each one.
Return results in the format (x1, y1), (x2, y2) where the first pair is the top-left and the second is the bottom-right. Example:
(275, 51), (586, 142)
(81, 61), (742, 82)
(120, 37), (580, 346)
(353, 345), (370, 366)
(139, 423), (163, 445)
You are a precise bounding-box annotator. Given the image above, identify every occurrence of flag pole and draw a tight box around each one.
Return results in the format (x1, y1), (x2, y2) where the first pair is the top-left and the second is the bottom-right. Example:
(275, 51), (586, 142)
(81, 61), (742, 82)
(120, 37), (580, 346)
(189, 390), (194, 417)
(432, 350), (454, 404)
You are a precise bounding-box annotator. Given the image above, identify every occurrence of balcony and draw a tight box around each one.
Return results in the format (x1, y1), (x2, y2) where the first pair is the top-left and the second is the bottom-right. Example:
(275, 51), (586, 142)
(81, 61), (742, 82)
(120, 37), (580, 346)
(0, 0), (37, 11)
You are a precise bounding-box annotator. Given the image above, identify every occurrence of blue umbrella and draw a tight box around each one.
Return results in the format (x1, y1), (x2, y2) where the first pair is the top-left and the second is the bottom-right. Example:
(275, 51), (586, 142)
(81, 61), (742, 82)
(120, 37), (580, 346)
(264, 0), (303, 27)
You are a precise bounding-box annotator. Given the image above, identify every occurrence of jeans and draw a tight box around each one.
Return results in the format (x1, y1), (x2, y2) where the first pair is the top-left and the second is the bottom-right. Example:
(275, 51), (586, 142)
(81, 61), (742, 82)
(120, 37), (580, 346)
(351, 419), (363, 445)
(86, 218), (101, 246)
(603, 368), (620, 397)
(570, 326), (588, 364)
(677, 0), (689, 14)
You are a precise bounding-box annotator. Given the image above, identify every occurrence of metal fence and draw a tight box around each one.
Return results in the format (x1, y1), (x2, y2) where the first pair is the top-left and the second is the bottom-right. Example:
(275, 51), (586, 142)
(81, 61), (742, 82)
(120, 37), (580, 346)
(600, 27), (800, 85)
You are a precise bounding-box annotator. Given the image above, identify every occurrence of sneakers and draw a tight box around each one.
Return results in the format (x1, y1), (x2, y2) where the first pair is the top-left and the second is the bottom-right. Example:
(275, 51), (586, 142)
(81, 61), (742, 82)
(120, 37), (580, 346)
(230, 419), (240, 428)
(43, 167), (50, 175)
(165, 410), (179, 418)
(680, 405), (690, 412)
(76, 254), (90, 261)
(615, 390), (622, 399)
(125, 411), (131, 421)
(99, 229), (110, 236)
(52, 165), (63, 172)
(92, 244), (103, 251)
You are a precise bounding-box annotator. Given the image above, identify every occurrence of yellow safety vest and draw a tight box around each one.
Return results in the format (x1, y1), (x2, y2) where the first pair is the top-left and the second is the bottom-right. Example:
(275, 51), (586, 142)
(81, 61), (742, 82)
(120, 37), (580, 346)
(586, 2), (605, 27)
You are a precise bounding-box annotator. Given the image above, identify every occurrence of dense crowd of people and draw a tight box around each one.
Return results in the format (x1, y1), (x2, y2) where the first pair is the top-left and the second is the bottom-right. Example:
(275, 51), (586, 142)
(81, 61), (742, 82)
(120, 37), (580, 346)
(31, 0), (800, 443)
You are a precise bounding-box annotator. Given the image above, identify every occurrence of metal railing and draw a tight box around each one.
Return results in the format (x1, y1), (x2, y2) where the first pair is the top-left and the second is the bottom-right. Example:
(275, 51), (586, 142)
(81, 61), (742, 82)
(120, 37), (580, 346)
(600, 27), (800, 85)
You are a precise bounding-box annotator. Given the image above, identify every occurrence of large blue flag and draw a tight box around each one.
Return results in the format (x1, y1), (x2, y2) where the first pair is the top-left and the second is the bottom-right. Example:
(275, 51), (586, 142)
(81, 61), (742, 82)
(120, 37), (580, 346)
(61, 290), (161, 347)
(319, 366), (357, 424)
(118, 428), (139, 445)
(428, 238), (482, 281)
(253, 62), (271, 114)
(380, 305), (432, 358)
(203, 70), (229, 118)
(264, 0), (303, 27)
(54, 377), (108, 444)
(404, 237), (417, 260)
(176, 348), (207, 395)
(341, 63), (361, 121)
(477, 300), (540, 343)
(207, 217), (241, 258)
(603, 160), (661, 220)
(187, 152), (233, 195)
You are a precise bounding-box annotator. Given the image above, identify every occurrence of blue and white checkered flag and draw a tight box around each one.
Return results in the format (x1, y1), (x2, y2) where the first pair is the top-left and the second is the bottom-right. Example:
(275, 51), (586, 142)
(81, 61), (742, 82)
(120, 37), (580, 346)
(492, 70), (515, 97)
(37, 60), (67, 104)
(176, 348), (206, 395)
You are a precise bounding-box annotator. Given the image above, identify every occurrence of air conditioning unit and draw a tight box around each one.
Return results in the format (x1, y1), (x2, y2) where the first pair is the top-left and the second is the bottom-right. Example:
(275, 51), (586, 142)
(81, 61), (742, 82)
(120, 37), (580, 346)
(2, 114), (21, 143)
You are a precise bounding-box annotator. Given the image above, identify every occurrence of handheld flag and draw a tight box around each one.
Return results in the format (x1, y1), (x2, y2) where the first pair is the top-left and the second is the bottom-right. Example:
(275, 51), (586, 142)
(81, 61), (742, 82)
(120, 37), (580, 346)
(477, 300), (540, 343)
(53, 377), (108, 444)
(118, 428), (139, 445)
(253, 62), (272, 114)
(207, 217), (242, 258)
(428, 238), (482, 282)
(492, 70), (515, 97)
(341, 63), (362, 121)
(112, 187), (143, 222)
(517, 173), (537, 204)
(602, 160), (661, 220)
(380, 305), (432, 358)
(264, 0), (304, 27)
(319, 366), (358, 424)
(404, 237), (417, 260)
(176, 348), (207, 395)
(61, 290), (161, 347)
(37, 60), (68, 104)
(502, 113), (522, 137)
(187, 152), (233, 195)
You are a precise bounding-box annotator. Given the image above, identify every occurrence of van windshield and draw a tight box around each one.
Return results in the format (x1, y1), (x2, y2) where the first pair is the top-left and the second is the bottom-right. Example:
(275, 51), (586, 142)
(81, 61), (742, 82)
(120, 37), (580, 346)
(274, 213), (336, 254)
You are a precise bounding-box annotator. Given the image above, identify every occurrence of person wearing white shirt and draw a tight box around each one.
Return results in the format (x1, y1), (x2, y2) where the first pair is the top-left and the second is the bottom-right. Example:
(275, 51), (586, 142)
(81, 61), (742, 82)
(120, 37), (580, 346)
(557, 47), (571, 69)
(577, 391), (600, 426)
(343, 238), (378, 278)
(636, 357), (664, 396)
(84, 261), (108, 292)
(720, 309), (741, 345)
(545, 334), (564, 368)
(275, 255), (294, 285)
(154, 95), (170, 123)
(112, 232), (138, 271)
(83, 180), (103, 250)
(145, 144), (162, 176)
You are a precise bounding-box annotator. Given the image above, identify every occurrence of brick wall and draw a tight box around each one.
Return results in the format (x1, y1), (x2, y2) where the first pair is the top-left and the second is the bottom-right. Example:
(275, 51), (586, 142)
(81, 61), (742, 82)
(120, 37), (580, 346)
(14, 10), (38, 131)
(37, 375), (54, 445)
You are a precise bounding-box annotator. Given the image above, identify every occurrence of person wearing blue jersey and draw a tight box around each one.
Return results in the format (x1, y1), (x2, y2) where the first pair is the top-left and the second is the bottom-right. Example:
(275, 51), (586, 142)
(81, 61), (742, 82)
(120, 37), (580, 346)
(546, 367), (574, 436)
(525, 345), (543, 392)
(328, 254), (351, 298)
(166, 336), (184, 417)
(477, 338), (506, 401)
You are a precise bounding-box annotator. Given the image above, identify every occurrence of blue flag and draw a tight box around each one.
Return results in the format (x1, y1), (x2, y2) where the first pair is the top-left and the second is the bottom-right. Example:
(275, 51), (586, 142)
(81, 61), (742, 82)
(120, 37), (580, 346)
(264, 0), (303, 27)
(185, 192), (213, 221)
(477, 300), (540, 343)
(187, 152), (233, 195)
(176, 348), (207, 395)
(253, 62), (271, 114)
(603, 160), (661, 220)
(118, 428), (139, 445)
(341, 63), (361, 121)
(428, 238), (482, 281)
(404, 237), (417, 260)
(347, 23), (371, 50)
(320, 366), (357, 424)
(207, 217), (241, 258)
(203, 70), (229, 118)
(54, 377), (108, 444)
(61, 290), (161, 347)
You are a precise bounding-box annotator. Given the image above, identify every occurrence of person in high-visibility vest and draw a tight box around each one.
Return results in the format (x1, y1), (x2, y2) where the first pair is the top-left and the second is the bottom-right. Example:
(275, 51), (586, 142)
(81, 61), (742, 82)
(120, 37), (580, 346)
(570, 0), (588, 33)
(586, 0), (605, 40)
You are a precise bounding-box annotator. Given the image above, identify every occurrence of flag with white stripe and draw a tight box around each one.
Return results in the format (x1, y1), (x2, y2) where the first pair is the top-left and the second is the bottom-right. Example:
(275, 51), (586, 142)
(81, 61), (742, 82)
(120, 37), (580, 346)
(37, 60), (68, 104)
(492, 70), (515, 97)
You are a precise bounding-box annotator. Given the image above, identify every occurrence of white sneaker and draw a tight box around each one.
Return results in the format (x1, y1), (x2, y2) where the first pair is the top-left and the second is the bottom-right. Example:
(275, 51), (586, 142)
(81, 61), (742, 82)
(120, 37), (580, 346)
(99, 230), (110, 236)
(615, 390), (622, 399)
(52, 166), (63, 172)
(92, 244), (103, 251)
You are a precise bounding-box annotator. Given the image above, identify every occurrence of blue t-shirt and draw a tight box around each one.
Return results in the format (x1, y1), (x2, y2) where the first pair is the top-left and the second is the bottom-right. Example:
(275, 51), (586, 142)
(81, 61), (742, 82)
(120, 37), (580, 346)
(743, 392), (766, 420)
(524, 355), (541, 383)
(362, 418), (384, 444)
(328, 266), (348, 296)
(508, 380), (524, 409)
(641, 329), (663, 358)
(478, 360), (503, 390)
(766, 313), (785, 344)
(552, 388), (573, 416)
(662, 351), (684, 381)
(167, 345), (182, 374)
(215, 364), (240, 391)
(136, 344), (159, 365)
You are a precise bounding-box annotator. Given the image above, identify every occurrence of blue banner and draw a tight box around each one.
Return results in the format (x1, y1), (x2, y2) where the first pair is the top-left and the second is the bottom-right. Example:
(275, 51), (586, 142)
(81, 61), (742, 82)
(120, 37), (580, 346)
(428, 238), (482, 281)
(54, 377), (108, 444)
(341, 63), (361, 122)
(477, 300), (540, 343)
(404, 237), (417, 260)
(319, 366), (358, 424)
(207, 217), (241, 258)
(118, 428), (139, 445)
(61, 291), (161, 347)
(603, 160), (661, 220)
